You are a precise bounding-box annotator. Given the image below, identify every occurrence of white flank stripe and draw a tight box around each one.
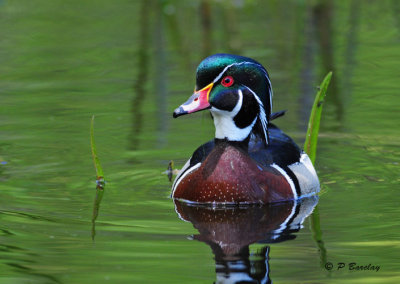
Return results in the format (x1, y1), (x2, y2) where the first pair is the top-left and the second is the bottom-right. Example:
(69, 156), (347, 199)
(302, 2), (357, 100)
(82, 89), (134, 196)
(300, 153), (318, 177)
(271, 163), (298, 199)
(171, 162), (201, 197)
(288, 153), (320, 196)
(171, 159), (190, 192)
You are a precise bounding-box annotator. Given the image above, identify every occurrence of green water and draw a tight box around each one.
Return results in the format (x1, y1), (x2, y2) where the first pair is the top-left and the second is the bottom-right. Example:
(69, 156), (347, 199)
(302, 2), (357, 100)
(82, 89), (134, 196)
(1, 0), (399, 283)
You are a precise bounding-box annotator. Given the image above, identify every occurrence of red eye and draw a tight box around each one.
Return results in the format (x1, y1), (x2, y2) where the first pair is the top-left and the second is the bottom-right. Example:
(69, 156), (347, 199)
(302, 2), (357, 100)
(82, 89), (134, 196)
(221, 76), (234, 87)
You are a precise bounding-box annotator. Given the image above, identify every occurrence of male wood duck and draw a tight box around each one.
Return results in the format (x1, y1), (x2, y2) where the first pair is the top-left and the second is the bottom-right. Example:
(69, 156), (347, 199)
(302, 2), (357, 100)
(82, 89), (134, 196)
(172, 54), (319, 204)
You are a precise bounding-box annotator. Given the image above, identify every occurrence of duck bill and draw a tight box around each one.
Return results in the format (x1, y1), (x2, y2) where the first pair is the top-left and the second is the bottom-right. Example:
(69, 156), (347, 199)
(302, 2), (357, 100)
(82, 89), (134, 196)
(173, 83), (213, 118)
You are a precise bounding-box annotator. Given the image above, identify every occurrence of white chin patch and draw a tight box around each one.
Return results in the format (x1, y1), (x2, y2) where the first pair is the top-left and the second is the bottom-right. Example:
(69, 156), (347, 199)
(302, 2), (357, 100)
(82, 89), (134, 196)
(211, 90), (256, 141)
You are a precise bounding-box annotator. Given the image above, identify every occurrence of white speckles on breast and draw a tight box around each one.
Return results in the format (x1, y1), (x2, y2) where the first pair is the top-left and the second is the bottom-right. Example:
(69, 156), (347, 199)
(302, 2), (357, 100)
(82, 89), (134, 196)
(230, 161), (235, 170)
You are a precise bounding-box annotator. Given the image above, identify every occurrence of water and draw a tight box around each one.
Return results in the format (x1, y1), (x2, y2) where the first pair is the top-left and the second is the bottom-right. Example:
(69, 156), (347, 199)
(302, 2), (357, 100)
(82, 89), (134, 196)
(1, 0), (399, 283)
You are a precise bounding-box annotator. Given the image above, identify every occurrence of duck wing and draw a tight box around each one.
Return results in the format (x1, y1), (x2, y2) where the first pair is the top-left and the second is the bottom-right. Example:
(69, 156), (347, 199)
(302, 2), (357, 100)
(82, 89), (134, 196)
(249, 124), (301, 168)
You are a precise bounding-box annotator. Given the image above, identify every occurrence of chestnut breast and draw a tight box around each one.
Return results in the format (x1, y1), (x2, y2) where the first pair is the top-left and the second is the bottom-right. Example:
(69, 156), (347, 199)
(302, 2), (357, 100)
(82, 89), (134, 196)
(173, 143), (294, 204)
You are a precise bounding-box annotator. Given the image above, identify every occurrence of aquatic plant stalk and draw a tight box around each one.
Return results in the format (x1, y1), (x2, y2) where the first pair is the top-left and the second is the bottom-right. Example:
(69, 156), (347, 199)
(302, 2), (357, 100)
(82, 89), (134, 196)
(304, 72), (332, 164)
(305, 72), (332, 268)
(90, 115), (105, 188)
(90, 115), (105, 241)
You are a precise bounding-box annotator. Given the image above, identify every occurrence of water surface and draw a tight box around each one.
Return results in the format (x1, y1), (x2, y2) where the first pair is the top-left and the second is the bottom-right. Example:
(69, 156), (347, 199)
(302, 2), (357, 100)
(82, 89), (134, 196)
(1, 1), (399, 283)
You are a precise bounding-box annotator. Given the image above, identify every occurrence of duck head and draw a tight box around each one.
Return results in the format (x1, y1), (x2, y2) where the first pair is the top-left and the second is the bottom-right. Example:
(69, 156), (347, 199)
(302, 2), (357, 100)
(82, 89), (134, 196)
(173, 54), (273, 143)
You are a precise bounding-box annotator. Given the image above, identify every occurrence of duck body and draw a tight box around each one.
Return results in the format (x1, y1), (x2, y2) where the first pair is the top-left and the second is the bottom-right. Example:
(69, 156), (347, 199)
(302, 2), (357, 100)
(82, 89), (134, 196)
(172, 124), (319, 204)
(171, 54), (320, 205)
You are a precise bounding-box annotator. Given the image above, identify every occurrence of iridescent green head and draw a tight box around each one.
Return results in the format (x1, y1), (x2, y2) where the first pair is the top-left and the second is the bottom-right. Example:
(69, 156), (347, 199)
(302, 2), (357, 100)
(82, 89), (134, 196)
(173, 54), (273, 143)
(196, 54), (272, 118)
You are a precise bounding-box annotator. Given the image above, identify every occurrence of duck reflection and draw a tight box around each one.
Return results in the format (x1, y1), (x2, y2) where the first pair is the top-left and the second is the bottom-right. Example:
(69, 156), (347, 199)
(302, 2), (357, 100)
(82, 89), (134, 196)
(174, 197), (318, 283)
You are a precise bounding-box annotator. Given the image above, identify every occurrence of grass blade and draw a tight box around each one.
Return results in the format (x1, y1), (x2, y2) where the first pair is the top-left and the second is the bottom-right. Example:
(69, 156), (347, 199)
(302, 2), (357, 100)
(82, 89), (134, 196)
(90, 115), (105, 241)
(304, 73), (332, 268)
(304, 72), (332, 164)
(90, 115), (105, 188)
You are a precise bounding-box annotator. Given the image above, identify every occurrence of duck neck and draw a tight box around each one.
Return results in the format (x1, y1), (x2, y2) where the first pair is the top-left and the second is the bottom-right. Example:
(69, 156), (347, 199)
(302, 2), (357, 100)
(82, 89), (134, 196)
(214, 136), (250, 152)
(212, 111), (256, 142)
(210, 88), (258, 143)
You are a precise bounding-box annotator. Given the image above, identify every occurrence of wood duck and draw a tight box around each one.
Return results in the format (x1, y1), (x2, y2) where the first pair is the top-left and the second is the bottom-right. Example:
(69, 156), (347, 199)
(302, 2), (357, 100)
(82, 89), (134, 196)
(172, 54), (319, 205)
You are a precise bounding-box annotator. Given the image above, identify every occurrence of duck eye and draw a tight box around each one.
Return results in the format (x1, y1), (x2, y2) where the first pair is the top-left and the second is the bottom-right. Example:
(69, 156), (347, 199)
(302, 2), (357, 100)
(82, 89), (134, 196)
(221, 76), (234, 87)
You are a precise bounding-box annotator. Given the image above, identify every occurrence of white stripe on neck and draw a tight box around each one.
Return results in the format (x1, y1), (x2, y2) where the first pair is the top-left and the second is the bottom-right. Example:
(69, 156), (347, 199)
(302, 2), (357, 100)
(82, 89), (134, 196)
(211, 61), (273, 122)
(243, 85), (269, 144)
(211, 89), (256, 141)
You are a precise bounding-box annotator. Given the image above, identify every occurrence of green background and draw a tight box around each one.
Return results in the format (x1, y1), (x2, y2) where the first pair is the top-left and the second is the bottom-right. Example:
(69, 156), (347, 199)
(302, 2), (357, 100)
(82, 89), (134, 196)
(0, 0), (399, 283)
